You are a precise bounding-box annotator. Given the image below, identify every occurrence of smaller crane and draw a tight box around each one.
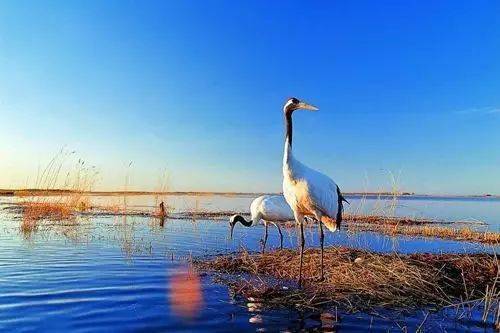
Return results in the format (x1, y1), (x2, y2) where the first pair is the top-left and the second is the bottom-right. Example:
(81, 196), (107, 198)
(229, 195), (294, 253)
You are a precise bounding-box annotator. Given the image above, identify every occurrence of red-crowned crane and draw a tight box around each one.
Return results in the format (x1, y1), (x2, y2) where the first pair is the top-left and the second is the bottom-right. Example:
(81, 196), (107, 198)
(281, 97), (347, 287)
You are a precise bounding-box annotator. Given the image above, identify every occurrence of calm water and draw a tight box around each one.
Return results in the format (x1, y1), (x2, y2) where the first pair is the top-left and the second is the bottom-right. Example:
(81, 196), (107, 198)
(0, 194), (498, 332)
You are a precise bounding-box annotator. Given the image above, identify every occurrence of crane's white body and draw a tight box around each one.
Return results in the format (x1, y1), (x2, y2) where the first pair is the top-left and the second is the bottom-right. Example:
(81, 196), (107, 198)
(249, 194), (294, 225)
(283, 144), (340, 232)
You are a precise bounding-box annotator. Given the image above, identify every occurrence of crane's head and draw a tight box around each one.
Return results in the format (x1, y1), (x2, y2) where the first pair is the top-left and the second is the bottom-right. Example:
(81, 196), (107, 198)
(283, 97), (318, 114)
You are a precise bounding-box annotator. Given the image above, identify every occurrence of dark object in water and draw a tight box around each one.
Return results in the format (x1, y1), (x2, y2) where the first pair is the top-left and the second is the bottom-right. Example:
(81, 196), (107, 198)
(159, 201), (166, 226)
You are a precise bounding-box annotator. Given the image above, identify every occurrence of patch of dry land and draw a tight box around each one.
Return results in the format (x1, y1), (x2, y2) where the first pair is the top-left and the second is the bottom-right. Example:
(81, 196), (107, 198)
(195, 247), (499, 315)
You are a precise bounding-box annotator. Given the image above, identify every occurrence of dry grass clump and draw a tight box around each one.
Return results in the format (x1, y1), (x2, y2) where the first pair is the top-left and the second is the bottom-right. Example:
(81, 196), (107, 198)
(19, 149), (98, 236)
(195, 247), (498, 313)
(407, 225), (500, 244)
(22, 202), (74, 221)
(348, 223), (500, 245)
(344, 214), (434, 225)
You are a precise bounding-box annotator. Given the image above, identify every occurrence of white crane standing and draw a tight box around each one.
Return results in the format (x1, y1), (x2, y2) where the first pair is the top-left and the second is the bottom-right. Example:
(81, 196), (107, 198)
(281, 97), (347, 287)
(229, 195), (294, 253)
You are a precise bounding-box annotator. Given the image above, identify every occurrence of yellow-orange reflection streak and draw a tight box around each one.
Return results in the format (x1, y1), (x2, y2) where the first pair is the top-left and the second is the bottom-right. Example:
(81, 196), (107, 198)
(169, 267), (204, 320)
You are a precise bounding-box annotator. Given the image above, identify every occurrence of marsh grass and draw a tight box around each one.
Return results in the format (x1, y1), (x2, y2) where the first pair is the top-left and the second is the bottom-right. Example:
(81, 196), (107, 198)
(19, 149), (99, 236)
(351, 224), (500, 245)
(195, 247), (499, 326)
(341, 173), (498, 245)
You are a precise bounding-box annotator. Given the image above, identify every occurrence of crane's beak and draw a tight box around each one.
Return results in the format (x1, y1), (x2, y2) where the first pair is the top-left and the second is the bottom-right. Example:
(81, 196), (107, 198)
(297, 101), (318, 111)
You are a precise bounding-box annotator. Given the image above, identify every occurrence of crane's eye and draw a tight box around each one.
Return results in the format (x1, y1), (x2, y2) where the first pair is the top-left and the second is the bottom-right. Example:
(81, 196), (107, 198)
(291, 98), (299, 104)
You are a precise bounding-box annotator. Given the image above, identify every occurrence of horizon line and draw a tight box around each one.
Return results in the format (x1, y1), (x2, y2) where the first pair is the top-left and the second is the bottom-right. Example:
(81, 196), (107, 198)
(0, 188), (497, 199)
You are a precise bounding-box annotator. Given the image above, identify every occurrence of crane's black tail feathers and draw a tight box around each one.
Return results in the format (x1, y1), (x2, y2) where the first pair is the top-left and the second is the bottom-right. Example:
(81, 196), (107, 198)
(336, 186), (347, 230)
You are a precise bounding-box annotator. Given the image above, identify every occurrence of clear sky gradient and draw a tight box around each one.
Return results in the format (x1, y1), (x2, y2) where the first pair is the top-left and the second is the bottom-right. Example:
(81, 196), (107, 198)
(1, 1), (499, 194)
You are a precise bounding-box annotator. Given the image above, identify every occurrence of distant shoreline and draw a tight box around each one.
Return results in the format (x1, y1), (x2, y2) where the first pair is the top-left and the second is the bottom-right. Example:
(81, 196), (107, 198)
(0, 188), (497, 199)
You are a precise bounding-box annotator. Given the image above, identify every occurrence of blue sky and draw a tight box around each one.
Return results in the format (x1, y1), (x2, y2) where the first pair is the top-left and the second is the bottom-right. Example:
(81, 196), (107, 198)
(0, 1), (499, 194)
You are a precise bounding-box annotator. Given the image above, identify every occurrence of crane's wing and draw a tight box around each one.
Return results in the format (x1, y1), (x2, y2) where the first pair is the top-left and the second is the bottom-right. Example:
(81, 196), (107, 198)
(295, 161), (346, 229)
(261, 195), (295, 222)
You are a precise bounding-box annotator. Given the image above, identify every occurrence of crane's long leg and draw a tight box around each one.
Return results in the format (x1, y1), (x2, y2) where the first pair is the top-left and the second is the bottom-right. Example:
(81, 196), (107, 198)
(299, 221), (305, 287)
(313, 212), (325, 281)
(262, 222), (269, 254)
(319, 220), (325, 281)
(294, 213), (306, 288)
(270, 222), (284, 249)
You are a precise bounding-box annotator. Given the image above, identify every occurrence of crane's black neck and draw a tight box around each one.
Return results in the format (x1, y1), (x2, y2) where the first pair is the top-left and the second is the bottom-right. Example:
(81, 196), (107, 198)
(285, 111), (293, 148)
(234, 215), (252, 227)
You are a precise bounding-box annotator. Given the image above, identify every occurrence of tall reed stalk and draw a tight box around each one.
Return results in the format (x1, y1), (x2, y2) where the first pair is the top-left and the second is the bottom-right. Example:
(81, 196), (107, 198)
(20, 149), (99, 235)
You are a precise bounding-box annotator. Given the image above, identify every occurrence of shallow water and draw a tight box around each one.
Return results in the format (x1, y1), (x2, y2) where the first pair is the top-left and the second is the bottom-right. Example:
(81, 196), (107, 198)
(0, 194), (498, 332)
(94, 193), (500, 230)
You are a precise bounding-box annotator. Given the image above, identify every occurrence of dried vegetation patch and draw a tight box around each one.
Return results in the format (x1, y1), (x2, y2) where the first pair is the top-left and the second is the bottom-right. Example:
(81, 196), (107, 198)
(195, 247), (499, 314)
